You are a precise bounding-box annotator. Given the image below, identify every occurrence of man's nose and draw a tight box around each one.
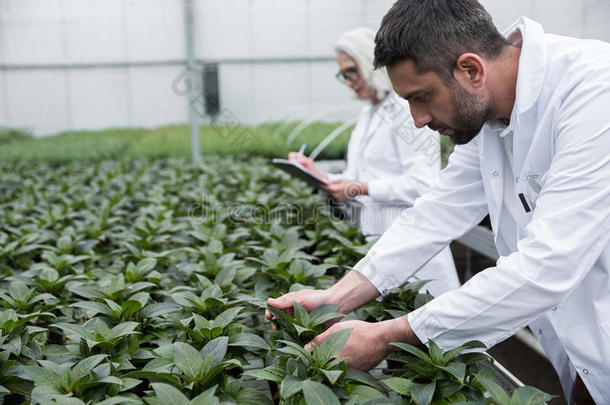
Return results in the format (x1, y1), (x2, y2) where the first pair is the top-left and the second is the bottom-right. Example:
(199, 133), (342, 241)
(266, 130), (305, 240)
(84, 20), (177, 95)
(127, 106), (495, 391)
(409, 104), (432, 128)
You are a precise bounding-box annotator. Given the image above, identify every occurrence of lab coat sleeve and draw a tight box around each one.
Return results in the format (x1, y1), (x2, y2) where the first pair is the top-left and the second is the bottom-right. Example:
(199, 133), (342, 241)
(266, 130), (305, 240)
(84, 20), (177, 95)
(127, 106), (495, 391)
(367, 120), (441, 205)
(407, 85), (610, 350)
(353, 137), (488, 294)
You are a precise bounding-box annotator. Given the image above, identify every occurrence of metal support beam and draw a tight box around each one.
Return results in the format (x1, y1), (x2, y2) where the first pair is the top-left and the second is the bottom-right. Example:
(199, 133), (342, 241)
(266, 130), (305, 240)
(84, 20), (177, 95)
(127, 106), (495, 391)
(184, 0), (200, 164)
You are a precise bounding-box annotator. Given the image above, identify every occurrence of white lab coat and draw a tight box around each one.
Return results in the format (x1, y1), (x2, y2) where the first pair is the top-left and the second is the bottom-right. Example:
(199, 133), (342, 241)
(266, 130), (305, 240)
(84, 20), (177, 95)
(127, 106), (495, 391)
(331, 92), (459, 296)
(354, 18), (610, 402)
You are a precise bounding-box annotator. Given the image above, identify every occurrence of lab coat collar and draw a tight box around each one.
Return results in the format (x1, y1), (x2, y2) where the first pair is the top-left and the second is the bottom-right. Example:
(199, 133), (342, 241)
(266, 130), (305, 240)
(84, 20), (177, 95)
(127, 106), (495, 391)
(503, 17), (548, 116)
(501, 17), (548, 178)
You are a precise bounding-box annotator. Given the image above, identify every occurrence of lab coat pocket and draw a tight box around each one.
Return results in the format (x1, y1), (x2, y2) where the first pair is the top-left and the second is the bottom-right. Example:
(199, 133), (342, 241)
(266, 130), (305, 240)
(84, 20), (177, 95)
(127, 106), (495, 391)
(517, 172), (543, 214)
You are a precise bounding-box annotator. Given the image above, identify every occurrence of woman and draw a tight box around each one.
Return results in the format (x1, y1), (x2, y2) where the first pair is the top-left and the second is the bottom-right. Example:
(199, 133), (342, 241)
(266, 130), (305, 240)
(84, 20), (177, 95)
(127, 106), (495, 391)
(289, 27), (459, 296)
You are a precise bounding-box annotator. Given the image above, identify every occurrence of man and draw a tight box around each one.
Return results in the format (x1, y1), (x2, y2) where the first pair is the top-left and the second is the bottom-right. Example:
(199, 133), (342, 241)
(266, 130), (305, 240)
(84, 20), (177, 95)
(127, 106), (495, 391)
(267, 0), (610, 403)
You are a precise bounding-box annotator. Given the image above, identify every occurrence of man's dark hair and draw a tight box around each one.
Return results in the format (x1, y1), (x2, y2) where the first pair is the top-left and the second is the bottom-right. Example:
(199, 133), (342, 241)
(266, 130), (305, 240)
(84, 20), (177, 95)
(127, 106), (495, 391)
(374, 0), (508, 80)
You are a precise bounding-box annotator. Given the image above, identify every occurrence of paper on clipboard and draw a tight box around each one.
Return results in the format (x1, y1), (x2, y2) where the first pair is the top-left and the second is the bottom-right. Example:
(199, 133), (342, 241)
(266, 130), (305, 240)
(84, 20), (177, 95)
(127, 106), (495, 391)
(270, 159), (328, 188)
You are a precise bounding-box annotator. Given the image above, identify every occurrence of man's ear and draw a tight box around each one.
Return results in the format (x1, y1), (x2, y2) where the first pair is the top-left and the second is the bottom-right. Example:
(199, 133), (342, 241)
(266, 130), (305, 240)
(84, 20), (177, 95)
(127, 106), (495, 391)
(453, 53), (486, 90)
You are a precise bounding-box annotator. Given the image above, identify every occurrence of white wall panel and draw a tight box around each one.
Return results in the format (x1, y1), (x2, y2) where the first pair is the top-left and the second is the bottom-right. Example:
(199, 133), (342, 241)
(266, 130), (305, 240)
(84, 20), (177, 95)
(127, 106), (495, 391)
(361, 0), (395, 29)
(531, 0), (585, 38)
(129, 65), (188, 127)
(0, 0), (64, 64)
(125, 0), (185, 62)
(480, 0), (534, 32)
(309, 61), (362, 118)
(5, 69), (68, 134)
(68, 68), (129, 130)
(308, 0), (364, 56)
(217, 63), (253, 124)
(62, 0), (127, 63)
(249, 0), (308, 59)
(2, 0), (610, 136)
(584, 0), (610, 41)
(195, 0), (251, 60)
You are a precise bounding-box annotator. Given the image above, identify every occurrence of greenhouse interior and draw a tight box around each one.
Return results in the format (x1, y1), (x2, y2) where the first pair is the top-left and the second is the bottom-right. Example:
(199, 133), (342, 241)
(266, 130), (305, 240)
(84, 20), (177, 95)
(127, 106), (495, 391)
(1, 1), (609, 404)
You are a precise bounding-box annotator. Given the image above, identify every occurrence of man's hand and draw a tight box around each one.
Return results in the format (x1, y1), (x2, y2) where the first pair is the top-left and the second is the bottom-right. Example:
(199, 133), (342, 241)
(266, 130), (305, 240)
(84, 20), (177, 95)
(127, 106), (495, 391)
(322, 179), (368, 203)
(305, 316), (420, 371)
(287, 152), (329, 182)
(266, 271), (381, 325)
(265, 289), (333, 322)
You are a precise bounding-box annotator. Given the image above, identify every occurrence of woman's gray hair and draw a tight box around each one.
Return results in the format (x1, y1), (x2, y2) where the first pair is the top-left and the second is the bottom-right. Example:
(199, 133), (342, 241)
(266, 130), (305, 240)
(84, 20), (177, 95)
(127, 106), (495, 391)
(335, 27), (393, 100)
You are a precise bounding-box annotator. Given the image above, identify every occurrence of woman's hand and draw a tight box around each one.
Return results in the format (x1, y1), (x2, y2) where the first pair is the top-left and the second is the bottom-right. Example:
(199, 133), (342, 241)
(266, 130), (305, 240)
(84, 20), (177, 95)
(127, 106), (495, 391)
(287, 152), (329, 182)
(322, 179), (368, 202)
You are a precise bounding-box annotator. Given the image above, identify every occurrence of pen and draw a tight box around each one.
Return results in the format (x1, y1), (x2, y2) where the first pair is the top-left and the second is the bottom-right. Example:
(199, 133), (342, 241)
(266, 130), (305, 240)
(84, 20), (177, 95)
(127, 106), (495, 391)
(298, 143), (307, 158)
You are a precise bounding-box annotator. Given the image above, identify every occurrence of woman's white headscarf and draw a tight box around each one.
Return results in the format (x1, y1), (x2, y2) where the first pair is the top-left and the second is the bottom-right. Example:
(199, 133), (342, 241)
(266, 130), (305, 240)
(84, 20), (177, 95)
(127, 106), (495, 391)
(335, 27), (393, 100)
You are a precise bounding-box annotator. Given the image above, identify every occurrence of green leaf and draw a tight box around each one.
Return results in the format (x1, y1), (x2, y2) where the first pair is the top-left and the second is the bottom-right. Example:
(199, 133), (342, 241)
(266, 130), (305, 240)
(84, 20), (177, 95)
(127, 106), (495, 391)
(509, 385), (554, 405)
(52, 322), (95, 342)
(244, 365), (286, 384)
(292, 301), (310, 325)
(23, 365), (62, 387)
(344, 370), (386, 391)
(439, 362), (466, 383)
(390, 342), (432, 365)
(318, 328), (351, 363)
(191, 386), (219, 405)
(172, 342), (204, 380)
(96, 396), (142, 405)
(243, 365), (285, 383)
(150, 382), (191, 405)
(139, 302), (180, 318)
(308, 305), (344, 326)
(51, 396), (88, 405)
(280, 375), (304, 399)
(301, 380), (340, 405)
(411, 381), (436, 405)
(381, 377), (414, 396)
(428, 340), (444, 365)
(69, 354), (107, 383)
(234, 387), (273, 405)
(442, 340), (487, 364)
(201, 336), (228, 366)
(127, 292), (150, 308)
(293, 323), (315, 336)
(212, 306), (243, 329)
(137, 258), (157, 272)
(110, 322), (140, 339)
(215, 267), (236, 286)
(475, 373), (510, 405)
(277, 340), (313, 363)
(321, 369), (343, 385)
(228, 333), (269, 351)
(348, 384), (386, 401)
(71, 301), (112, 316)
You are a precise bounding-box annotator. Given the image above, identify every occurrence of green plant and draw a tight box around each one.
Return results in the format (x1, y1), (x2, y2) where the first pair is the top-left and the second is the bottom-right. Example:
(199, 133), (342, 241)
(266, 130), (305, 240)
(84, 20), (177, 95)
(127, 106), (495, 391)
(474, 373), (554, 405)
(0, 157), (548, 404)
(22, 354), (134, 404)
(247, 329), (387, 404)
(382, 340), (494, 404)
(266, 302), (344, 346)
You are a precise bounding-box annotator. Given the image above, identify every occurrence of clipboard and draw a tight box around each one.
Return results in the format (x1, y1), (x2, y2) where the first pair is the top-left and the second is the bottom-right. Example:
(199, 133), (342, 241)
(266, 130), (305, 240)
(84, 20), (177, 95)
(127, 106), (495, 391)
(270, 159), (328, 188)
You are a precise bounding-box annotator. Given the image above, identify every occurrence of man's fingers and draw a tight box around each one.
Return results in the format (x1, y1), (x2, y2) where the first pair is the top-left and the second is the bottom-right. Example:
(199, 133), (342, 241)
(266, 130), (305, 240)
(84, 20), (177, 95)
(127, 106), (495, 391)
(267, 295), (292, 310)
(306, 328), (333, 352)
(267, 295), (295, 317)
